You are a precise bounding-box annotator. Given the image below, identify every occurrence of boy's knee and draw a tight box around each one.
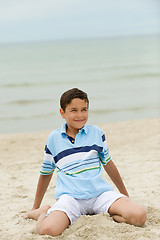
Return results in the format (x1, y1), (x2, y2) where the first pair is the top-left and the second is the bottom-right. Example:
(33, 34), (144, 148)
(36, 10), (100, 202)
(38, 225), (62, 237)
(130, 208), (147, 226)
(37, 224), (48, 236)
(137, 208), (147, 226)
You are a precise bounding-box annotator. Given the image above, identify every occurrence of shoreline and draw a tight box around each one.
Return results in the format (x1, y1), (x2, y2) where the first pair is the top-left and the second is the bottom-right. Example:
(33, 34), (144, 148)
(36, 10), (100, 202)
(0, 117), (160, 240)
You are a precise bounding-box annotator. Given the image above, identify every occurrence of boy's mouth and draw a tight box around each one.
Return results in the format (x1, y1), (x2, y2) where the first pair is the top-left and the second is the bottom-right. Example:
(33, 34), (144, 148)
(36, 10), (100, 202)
(75, 119), (84, 122)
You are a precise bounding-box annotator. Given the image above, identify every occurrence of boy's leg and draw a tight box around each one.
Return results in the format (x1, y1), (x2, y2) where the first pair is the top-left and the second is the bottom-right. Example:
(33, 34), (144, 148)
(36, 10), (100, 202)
(23, 205), (70, 237)
(108, 197), (147, 226)
(37, 210), (70, 237)
(36, 194), (81, 236)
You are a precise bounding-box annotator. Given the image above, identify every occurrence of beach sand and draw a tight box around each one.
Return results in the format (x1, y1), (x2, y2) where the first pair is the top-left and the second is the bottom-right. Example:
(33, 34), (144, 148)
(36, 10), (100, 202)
(0, 118), (160, 240)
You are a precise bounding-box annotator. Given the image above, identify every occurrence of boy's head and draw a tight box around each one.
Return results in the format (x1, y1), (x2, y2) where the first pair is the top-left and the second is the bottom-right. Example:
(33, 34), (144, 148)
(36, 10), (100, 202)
(60, 88), (89, 112)
(60, 88), (89, 134)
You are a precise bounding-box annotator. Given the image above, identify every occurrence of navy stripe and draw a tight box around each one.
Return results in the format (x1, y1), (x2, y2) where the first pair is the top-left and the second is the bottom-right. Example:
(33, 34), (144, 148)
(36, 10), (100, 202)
(43, 162), (52, 166)
(42, 164), (53, 170)
(54, 145), (103, 163)
(60, 160), (100, 172)
(102, 134), (106, 142)
(60, 157), (99, 172)
(59, 156), (98, 171)
(104, 149), (109, 154)
(42, 161), (55, 170)
(42, 166), (52, 170)
(45, 145), (52, 155)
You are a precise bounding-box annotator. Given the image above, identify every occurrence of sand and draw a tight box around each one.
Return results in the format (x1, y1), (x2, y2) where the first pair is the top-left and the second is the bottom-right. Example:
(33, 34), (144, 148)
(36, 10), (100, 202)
(0, 118), (160, 240)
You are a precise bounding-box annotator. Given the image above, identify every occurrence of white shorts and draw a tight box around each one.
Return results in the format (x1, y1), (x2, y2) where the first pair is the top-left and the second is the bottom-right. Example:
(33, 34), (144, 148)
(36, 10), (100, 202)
(46, 191), (125, 224)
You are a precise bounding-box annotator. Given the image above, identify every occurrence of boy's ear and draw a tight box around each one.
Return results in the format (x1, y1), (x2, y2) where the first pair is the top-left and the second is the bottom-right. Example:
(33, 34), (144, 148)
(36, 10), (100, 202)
(60, 108), (65, 119)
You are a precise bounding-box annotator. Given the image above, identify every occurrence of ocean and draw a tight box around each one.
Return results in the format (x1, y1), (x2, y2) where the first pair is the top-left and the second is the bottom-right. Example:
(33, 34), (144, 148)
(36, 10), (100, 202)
(0, 34), (160, 134)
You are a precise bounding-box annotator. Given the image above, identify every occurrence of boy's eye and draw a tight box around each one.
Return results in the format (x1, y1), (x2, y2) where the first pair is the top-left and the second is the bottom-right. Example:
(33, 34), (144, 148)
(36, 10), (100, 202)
(70, 108), (88, 112)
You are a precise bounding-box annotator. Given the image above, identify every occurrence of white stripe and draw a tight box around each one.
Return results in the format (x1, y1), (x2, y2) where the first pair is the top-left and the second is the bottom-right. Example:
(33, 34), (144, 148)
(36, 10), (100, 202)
(103, 140), (108, 150)
(56, 150), (98, 169)
(44, 152), (55, 163)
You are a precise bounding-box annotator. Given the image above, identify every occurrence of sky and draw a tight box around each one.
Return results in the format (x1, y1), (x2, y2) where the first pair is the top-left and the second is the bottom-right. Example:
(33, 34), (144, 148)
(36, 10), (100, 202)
(0, 0), (160, 43)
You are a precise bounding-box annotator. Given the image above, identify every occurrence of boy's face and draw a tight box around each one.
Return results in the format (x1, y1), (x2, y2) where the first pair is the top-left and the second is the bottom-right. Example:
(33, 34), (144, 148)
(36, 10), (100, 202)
(60, 98), (88, 134)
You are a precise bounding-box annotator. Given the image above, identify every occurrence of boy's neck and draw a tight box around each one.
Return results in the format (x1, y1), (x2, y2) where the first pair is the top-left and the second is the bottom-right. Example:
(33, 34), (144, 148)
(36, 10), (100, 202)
(66, 125), (79, 139)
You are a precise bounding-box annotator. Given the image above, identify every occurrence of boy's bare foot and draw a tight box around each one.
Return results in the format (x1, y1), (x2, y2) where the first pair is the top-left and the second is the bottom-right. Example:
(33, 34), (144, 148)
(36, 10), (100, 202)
(22, 205), (51, 220)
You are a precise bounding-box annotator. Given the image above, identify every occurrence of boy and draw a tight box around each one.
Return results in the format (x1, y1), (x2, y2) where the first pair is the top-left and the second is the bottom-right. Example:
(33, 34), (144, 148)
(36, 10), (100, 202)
(23, 88), (146, 237)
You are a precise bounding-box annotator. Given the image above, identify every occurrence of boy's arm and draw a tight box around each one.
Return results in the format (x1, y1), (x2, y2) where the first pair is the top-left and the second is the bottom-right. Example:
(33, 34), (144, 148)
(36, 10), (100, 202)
(32, 173), (53, 210)
(103, 160), (129, 197)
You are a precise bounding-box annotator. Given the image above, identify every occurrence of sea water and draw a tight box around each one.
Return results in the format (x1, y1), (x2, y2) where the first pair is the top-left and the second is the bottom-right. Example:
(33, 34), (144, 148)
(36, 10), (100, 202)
(0, 34), (160, 134)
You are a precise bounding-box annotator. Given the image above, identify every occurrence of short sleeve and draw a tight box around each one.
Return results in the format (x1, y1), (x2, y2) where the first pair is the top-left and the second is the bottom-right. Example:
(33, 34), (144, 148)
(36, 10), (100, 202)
(99, 131), (112, 165)
(40, 143), (56, 175)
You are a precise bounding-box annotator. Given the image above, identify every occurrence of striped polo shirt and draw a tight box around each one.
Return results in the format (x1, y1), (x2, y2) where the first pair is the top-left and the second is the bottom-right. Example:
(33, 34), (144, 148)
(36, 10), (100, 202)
(40, 123), (113, 199)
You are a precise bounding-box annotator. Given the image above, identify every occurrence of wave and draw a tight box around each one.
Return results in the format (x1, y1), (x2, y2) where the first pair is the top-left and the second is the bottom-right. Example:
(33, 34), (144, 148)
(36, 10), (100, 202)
(1, 69), (160, 89)
(8, 99), (53, 105)
(0, 82), (50, 88)
(90, 106), (158, 114)
(121, 72), (160, 79)
(1, 105), (159, 122)
(0, 112), (55, 121)
(0, 80), (66, 88)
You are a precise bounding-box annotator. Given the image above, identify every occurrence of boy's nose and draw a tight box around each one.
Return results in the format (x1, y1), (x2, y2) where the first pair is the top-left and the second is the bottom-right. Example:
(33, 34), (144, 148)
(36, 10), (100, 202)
(77, 111), (83, 118)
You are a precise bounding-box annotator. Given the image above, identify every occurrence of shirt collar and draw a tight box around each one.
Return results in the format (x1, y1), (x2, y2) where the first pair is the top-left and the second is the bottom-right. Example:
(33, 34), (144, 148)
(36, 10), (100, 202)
(60, 122), (88, 136)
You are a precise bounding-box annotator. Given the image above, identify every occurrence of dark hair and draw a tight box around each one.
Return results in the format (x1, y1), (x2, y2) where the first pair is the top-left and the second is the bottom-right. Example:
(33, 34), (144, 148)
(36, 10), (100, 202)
(60, 88), (89, 111)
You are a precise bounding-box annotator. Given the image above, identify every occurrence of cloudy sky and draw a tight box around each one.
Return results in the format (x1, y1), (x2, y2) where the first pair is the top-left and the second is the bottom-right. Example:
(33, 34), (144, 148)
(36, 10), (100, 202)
(0, 0), (160, 43)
